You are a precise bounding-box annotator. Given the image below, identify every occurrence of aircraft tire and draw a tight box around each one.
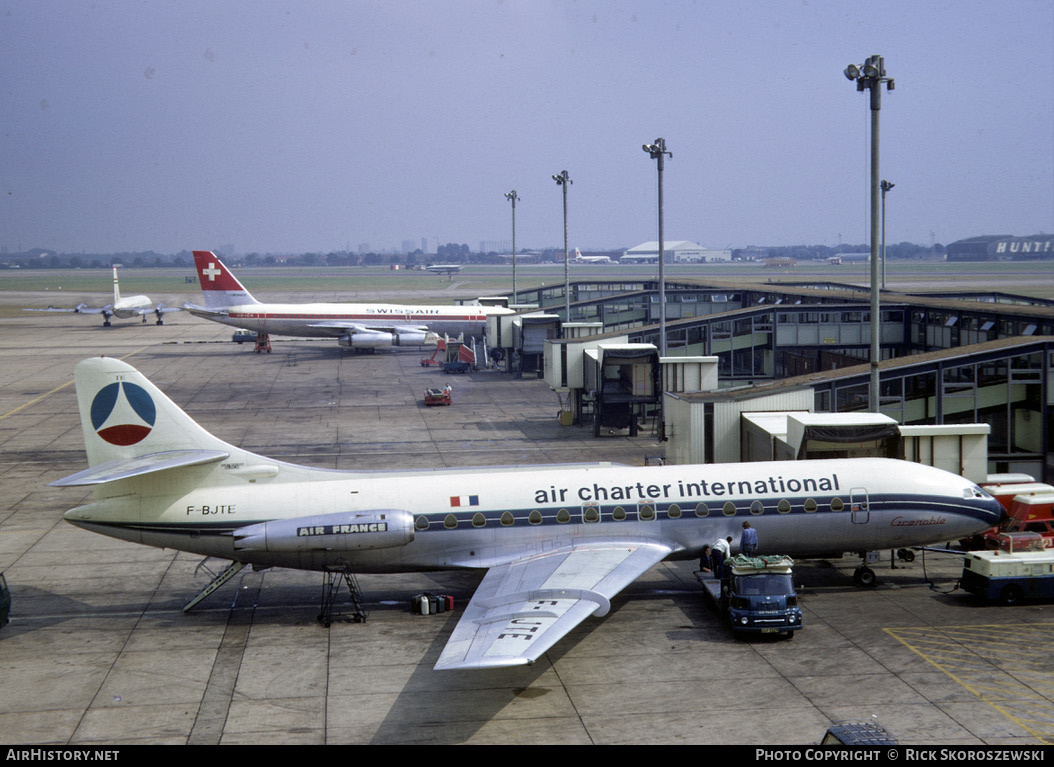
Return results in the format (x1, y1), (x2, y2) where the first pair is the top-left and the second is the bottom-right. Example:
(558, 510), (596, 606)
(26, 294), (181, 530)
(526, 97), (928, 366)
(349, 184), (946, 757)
(853, 566), (877, 587)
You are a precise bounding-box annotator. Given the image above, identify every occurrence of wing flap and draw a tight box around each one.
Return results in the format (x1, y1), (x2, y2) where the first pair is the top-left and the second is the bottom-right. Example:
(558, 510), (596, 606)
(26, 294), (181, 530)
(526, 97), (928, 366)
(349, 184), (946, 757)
(49, 449), (229, 486)
(434, 541), (674, 670)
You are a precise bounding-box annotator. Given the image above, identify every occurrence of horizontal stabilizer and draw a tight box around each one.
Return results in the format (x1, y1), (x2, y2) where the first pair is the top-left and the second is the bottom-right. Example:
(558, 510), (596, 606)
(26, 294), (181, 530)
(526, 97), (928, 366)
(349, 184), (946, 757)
(49, 449), (229, 487)
(182, 303), (228, 317)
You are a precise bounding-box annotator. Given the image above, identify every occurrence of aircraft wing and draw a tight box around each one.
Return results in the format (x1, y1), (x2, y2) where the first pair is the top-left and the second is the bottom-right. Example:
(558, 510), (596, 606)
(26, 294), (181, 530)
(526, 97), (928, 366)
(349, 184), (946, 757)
(24, 303), (110, 314)
(434, 540), (675, 671)
(307, 321), (431, 333)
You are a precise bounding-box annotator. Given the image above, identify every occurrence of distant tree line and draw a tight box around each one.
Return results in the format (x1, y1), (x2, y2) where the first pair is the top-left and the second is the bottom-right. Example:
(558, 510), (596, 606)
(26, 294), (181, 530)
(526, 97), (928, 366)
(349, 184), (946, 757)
(0, 241), (944, 269)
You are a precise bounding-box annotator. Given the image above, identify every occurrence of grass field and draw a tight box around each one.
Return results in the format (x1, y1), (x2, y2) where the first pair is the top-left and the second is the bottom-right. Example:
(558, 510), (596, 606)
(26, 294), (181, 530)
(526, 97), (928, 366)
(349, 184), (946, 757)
(1, 259), (1051, 308)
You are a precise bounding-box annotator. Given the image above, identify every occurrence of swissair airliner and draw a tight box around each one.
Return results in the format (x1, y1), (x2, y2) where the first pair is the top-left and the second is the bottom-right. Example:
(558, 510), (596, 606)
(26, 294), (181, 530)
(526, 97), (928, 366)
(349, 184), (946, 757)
(183, 251), (511, 350)
(54, 357), (1004, 670)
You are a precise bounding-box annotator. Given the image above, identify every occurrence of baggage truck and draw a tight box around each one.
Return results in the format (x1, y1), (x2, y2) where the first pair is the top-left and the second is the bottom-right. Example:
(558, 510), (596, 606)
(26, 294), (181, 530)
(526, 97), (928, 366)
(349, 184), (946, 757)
(698, 554), (803, 638)
(960, 532), (1054, 605)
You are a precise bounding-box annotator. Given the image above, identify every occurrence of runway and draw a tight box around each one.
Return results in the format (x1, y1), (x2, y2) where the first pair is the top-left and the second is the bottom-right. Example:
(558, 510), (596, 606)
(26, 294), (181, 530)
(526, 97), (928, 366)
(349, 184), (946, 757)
(2, 309), (1053, 745)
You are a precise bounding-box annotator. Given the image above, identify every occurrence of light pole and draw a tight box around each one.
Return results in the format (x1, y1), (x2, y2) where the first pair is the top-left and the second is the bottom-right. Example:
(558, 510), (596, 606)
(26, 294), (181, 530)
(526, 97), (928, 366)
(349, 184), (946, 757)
(880, 180), (894, 290)
(552, 170), (572, 321)
(504, 190), (519, 302)
(643, 138), (672, 356)
(844, 55), (894, 413)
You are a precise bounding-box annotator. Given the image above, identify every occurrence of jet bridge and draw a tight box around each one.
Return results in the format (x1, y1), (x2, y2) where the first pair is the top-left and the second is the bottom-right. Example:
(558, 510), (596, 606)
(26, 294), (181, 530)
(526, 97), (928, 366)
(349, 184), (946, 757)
(488, 311), (561, 377)
(583, 343), (661, 437)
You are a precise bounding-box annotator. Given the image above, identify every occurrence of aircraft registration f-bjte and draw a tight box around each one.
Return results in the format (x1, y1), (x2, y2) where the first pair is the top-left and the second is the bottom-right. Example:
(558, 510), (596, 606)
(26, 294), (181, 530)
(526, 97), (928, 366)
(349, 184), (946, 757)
(25, 266), (180, 326)
(183, 251), (510, 350)
(54, 357), (1004, 670)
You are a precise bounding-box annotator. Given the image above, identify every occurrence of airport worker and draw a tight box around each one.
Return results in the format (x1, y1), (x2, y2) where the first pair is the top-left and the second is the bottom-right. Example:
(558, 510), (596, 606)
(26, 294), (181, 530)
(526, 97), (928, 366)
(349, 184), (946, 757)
(698, 545), (713, 575)
(712, 536), (732, 579)
(741, 521), (758, 557)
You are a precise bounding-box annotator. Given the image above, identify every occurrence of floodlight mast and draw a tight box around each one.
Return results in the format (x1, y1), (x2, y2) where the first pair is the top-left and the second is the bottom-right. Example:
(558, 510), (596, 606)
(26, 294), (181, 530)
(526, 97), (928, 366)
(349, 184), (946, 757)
(844, 55), (894, 413)
(504, 190), (519, 300)
(881, 180), (894, 290)
(552, 170), (572, 321)
(643, 138), (672, 357)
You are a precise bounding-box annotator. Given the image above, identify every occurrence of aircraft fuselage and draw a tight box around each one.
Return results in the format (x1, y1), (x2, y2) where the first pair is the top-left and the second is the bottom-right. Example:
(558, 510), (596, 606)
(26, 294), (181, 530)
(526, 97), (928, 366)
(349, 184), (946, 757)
(64, 457), (1003, 574)
(204, 302), (489, 339)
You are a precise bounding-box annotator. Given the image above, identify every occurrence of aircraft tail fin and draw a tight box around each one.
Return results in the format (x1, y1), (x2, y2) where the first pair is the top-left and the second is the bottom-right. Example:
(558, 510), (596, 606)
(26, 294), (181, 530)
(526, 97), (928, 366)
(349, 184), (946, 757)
(64, 356), (240, 473)
(192, 251), (260, 310)
(112, 267), (121, 303)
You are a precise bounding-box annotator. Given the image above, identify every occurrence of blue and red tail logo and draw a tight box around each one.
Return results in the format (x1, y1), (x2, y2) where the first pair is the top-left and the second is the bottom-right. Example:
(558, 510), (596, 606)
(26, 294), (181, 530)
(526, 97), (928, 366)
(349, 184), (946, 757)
(90, 381), (156, 446)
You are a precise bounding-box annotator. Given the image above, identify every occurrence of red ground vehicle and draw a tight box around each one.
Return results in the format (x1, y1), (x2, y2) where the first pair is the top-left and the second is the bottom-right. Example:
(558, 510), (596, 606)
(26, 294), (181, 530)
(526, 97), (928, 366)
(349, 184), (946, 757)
(424, 387), (452, 406)
(984, 493), (1054, 549)
(963, 480), (1054, 549)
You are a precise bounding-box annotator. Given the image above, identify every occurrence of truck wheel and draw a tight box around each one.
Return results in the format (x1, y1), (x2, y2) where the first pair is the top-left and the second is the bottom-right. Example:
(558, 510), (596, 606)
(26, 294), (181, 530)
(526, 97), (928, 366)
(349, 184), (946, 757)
(784, 631), (795, 640)
(999, 585), (1023, 606)
(853, 566), (877, 587)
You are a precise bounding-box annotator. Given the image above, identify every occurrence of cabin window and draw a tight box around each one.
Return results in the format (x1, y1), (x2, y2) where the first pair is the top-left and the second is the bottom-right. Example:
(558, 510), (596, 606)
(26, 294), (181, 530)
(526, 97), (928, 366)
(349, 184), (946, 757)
(831, 497), (845, 512)
(777, 499), (791, 514)
(640, 504), (655, 521)
(529, 510), (543, 525)
(415, 515), (430, 530)
(583, 505), (600, 523)
(750, 500), (764, 515)
(613, 506), (627, 521)
(723, 501), (737, 516)
(557, 508), (571, 524)
(695, 503), (710, 517)
(472, 513), (486, 528)
(804, 499), (818, 513)
(444, 514), (459, 529)
(668, 504), (682, 519)
(500, 512), (515, 527)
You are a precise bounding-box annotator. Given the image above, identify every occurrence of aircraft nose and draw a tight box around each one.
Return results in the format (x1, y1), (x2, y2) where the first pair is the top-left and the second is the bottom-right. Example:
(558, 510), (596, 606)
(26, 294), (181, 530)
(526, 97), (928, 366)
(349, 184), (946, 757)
(980, 493), (1006, 526)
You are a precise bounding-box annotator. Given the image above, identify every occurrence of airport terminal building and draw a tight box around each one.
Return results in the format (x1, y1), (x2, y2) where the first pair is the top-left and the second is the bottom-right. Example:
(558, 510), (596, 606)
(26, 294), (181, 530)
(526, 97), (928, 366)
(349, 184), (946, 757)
(508, 275), (1053, 482)
(621, 241), (732, 264)
(947, 234), (1054, 261)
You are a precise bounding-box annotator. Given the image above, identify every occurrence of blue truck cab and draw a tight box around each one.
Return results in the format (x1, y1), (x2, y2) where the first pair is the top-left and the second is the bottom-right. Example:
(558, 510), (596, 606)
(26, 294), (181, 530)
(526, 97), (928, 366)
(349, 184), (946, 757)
(699, 554), (803, 639)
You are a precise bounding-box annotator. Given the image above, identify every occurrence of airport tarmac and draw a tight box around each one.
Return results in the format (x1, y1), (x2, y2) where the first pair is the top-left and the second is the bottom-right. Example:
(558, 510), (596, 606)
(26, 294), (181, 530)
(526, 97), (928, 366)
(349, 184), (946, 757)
(2, 311), (1054, 746)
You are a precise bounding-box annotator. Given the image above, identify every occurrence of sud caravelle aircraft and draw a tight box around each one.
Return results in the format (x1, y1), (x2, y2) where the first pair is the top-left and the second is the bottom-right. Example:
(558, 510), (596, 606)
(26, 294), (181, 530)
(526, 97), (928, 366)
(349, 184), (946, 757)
(54, 357), (1004, 670)
(26, 266), (180, 326)
(424, 264), (464, 275)
(183, 251), (509, 351)
(573, 248), (613, 265)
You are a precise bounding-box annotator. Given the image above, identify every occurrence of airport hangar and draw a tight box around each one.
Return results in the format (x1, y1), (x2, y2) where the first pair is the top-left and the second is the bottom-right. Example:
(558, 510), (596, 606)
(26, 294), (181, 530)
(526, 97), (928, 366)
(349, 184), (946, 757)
(488, 275), (1053, 484)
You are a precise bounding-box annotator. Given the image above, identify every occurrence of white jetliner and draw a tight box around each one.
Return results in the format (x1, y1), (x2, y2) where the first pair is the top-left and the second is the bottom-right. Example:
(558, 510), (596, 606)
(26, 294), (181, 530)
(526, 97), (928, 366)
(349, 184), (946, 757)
(424, 264), (464, 275)
(54, 357), (1004, 669)
(26, 266), (180, 326)
(184, 251), (507, 351)
(574, 248), (613, 264)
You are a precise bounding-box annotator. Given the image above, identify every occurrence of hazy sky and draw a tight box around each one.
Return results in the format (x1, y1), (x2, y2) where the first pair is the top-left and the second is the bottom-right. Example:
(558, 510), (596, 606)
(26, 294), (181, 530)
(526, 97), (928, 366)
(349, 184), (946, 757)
(2, 0), (1052, 255)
